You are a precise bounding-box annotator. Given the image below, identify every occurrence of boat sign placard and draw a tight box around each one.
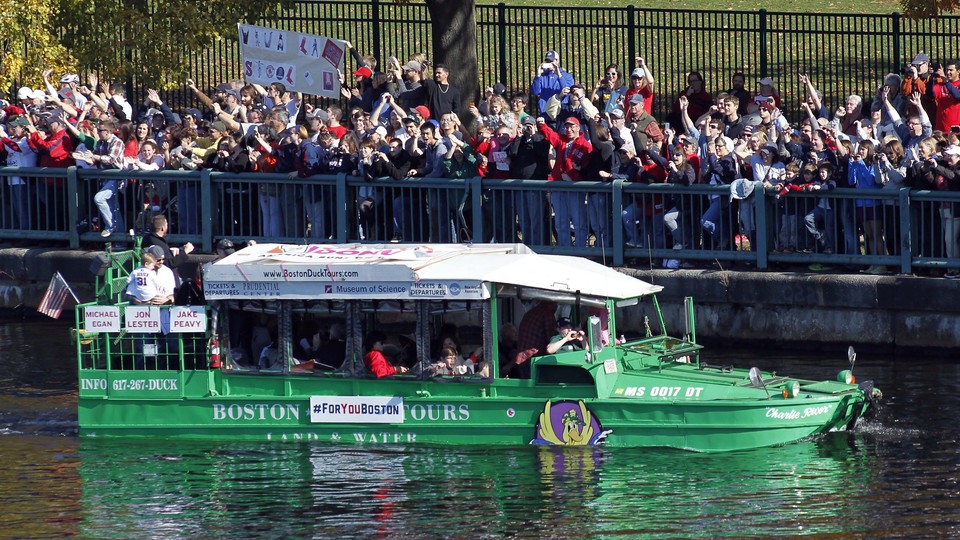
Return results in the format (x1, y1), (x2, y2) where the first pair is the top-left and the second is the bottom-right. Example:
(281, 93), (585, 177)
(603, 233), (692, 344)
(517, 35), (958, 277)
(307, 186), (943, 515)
(84, 306), (120, 332)
(169, 306), (207, 333)
(124, 306), (160, 333)
(310, 396), (405, 424)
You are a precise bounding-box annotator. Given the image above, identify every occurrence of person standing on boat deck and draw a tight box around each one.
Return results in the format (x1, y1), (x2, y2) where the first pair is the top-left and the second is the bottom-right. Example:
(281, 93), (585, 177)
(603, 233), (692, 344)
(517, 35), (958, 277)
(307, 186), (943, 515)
(505, 300), (558, 379)
(142, 214), (194, 286)
(546, 317), (585, 354)
(144, 245), (179, 368)
(125, 253), (167, 370)
(363, 330), (409, 378)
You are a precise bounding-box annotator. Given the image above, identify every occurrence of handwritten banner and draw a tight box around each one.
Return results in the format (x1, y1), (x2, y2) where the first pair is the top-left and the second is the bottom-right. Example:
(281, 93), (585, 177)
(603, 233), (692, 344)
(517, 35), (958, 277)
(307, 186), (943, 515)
(238, 24), (344, 99)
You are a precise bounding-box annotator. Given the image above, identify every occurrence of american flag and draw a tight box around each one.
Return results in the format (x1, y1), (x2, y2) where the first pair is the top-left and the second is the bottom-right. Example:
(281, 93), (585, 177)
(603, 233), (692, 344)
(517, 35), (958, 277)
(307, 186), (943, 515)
(37, 272), (79, 319)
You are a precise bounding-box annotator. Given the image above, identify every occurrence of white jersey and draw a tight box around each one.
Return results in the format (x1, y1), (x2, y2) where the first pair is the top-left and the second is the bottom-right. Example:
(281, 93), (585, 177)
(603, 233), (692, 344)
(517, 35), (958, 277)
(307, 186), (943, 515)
(154, 265), (177, 298)
(126, 266), (159, 302)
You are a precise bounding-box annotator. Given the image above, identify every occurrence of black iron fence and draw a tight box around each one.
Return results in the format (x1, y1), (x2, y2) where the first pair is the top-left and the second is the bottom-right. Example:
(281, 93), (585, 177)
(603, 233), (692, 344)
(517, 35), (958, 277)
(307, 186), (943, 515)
(161, 2), (960, 120)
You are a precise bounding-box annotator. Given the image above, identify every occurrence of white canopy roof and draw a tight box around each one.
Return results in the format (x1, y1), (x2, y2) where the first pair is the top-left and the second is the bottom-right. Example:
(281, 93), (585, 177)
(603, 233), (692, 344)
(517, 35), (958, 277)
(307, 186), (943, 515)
(203, 243), (661, 301)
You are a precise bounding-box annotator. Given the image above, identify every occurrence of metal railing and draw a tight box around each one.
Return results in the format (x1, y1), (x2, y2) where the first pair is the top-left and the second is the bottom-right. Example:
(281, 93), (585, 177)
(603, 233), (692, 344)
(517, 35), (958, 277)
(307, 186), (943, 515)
(2, 165), (959, 273)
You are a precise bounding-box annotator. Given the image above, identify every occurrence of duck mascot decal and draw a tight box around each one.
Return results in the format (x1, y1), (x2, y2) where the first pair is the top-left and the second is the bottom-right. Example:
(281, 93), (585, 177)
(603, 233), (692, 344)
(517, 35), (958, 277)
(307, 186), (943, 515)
(531, 400), (612, 445)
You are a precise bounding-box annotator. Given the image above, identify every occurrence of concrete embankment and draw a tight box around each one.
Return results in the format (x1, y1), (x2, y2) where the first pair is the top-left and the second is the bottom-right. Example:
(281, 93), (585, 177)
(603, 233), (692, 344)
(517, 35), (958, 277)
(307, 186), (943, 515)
(1, 247), (957, 351)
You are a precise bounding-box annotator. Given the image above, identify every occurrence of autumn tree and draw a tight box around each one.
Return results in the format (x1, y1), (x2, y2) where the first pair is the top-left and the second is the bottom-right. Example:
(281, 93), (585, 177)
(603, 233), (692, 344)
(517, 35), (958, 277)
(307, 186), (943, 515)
(900, 0), (958, 18)
(53, 0), (294, 89)
(0, 0), (76, 94)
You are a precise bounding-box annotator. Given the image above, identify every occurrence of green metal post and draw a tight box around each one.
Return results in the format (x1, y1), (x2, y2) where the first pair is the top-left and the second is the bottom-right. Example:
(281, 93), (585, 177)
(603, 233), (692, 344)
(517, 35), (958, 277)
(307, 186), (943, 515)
(612, 179), (625, 266)
(200, 169), (213, 253)
(67, 167), (80, 249)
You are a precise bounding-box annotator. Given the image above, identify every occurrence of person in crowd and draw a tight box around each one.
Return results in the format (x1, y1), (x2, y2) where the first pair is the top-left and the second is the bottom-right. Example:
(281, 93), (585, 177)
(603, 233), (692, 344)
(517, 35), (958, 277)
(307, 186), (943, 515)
(931, 60), (960, 133)
(901, 52), (936, 119)
(804, 161), (838, 258)
(624, 57), (656, 115)
(363, 330), (408, 378)
(726, 72), (752, 116)
(0, 116), (37, 230)
(73, 118), (125, 237)
(667, 71), (711, 130)
(538, 115), (592, 248)
(509, 115), (552, 246)
(397, 63), (460, 120)
(924, 144), (960, 278)
(590, 63), (626, 113)
(531, 50), (576, 114)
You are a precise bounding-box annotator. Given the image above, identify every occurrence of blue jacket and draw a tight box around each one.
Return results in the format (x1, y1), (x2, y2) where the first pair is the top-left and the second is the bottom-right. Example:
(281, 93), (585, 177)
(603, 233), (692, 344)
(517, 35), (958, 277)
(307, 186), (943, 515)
(531, 68), (575, 113)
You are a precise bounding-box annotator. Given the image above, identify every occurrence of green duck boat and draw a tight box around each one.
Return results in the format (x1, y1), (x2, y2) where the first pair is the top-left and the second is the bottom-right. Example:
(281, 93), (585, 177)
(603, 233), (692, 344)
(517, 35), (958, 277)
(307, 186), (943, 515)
(75, 243), (880, 451)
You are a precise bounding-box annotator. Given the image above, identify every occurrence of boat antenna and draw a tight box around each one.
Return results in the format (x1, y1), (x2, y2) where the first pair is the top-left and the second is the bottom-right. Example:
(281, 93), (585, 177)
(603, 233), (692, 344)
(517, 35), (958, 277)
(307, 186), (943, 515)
(748, 367), (771, 399)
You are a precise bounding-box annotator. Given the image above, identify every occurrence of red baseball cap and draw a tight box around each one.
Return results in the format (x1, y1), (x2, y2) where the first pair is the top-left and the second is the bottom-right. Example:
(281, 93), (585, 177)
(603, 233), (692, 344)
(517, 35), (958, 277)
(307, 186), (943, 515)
(353, 66), (373, 78)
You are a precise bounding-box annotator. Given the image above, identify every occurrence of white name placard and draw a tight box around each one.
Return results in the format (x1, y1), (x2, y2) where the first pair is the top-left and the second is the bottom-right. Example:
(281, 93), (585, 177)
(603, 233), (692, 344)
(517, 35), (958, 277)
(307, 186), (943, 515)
(84, 306), (121, 333)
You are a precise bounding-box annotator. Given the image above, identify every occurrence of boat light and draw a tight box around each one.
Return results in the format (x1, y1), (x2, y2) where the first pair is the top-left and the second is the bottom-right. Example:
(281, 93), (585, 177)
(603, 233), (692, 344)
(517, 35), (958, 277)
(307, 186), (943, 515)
(781, 381), (800, 398)
(837, 370), (856, 384)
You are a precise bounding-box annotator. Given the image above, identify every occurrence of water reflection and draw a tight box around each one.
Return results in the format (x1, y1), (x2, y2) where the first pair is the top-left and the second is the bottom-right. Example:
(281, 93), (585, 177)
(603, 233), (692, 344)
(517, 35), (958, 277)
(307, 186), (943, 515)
(2, 320), (960, 537)
(67, 435), (884, 538)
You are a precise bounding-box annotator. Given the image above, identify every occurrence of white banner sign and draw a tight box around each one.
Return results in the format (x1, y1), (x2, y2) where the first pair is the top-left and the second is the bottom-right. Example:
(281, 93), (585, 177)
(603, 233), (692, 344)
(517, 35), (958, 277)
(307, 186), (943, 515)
(169, 306), (207, 333)
(84, 306), (120, 332)
(238, 23), (344, 98)
(124, 306), (161, 333)
(310, 396), (405, 424)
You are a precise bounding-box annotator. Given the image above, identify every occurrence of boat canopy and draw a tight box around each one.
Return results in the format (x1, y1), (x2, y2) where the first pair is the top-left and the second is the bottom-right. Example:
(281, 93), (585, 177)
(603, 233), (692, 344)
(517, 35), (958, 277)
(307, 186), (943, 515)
(203, 243), (662, 303)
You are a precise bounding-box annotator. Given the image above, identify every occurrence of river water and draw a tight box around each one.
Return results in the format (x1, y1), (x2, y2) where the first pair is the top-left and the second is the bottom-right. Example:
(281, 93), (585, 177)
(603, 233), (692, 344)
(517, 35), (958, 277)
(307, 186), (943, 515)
(1, 319), (958, 539)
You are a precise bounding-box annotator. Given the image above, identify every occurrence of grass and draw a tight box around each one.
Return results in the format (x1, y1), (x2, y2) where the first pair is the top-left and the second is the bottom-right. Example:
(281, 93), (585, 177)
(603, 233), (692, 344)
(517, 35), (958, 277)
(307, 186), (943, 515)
(477, 0), (902, 15)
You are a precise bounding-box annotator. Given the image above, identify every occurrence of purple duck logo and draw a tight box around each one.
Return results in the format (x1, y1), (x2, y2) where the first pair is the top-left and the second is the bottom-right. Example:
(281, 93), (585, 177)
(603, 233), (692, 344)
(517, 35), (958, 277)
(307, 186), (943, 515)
(531, 400), (611, 445)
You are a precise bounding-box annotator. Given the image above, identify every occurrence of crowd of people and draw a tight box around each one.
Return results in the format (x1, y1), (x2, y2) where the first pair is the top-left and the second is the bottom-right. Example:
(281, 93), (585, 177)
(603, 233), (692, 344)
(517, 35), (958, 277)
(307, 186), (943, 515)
(2, 45), (960, 275)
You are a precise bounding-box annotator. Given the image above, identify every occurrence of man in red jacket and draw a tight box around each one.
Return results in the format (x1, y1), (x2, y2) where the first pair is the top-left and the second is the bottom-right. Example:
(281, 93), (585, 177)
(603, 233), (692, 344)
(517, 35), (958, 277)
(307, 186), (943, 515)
(28, 110), (75, 233)
(537, 116), (592, 247)
(932, 60), (960, 133)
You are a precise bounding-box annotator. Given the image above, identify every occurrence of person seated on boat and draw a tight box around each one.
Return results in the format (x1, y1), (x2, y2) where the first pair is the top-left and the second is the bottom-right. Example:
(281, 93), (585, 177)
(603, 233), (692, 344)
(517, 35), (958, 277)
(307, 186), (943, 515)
(429, 346), (475, 377)
(432, 335), (487, 377)
(315, 322), (347, 371)
(546, 317), (585, 354)
(258, 326), (283, 371)
(294, 320), (326, 362)
(363, 330), (409, 378)
(503, 299), (558, 379)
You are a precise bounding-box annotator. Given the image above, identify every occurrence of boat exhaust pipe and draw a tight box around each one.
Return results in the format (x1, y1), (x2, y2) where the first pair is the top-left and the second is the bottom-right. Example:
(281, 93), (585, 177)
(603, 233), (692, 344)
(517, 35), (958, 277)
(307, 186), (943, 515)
(684, 296), (696, 343)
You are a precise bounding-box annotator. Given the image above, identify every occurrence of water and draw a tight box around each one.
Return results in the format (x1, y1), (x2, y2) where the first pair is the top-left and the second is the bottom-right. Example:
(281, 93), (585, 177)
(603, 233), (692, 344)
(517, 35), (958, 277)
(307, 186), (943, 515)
(1, 320), (958, 539)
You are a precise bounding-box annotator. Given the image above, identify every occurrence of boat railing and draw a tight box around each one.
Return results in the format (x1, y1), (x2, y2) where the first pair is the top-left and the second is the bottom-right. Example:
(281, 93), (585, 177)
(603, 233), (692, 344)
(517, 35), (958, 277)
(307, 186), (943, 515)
(619, 335), (703, 371)
(75, 301), (212, 374)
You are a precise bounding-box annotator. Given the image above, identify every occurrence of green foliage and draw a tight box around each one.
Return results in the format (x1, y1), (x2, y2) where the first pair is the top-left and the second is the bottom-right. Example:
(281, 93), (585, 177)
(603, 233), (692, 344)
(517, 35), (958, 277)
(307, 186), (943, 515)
(0, 0), (77, 93)
(54, 0), (293, 89)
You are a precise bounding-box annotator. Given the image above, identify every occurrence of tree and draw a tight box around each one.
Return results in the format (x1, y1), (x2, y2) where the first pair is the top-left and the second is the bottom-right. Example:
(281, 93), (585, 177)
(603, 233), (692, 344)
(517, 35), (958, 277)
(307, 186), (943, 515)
(54, 0), (293, 88)
(424, 0), (479, 108)
(0, 0), (76, 94)
(900, 0), (958, 18)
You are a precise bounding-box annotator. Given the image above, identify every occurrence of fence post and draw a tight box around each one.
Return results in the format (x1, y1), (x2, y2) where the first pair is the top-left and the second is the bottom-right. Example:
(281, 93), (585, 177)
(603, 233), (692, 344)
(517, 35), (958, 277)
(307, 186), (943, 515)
(755, 190), (768, 270)
(469, 177), (484, 242)
(372, 0), (382, 62)
(758, 9), (768, 78)
(497, 3), (508, 87)
(627, 6), (637, 67)
(899, 187), (912, 275)
(200, 169), (213, 253)
(67, 167), (79, 249)
(891, 12), (902, 70)
(336, 173), (349, 243)
(612, 179), (624, 267)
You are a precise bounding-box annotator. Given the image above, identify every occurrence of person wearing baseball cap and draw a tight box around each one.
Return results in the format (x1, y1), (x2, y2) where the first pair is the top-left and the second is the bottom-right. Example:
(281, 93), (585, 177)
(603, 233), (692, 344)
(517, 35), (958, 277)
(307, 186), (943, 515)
(546, 316), (585, 354)
(536, 107), (592, 248)
(531, 48), (576, 114)
(624, 56), (655, 115)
